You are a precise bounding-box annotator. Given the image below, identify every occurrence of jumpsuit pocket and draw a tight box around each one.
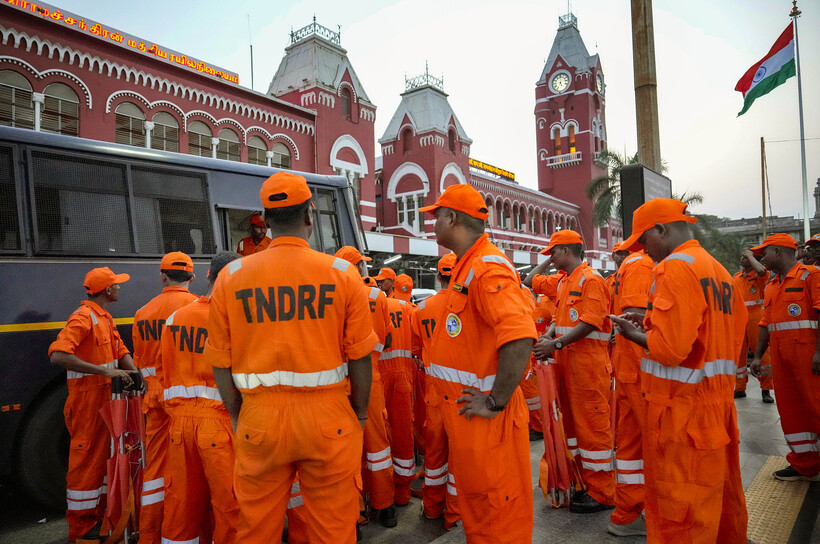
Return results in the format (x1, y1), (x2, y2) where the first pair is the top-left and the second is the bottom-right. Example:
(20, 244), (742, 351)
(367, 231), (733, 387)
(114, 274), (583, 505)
(95, 335), (110, 346)
(70, 439), (90, 455)
(169, 430), (184, 447)
(236, 423), (266, 446)
(198, 430), (232, 450)
(320, 415), (358, 439)
(584, 400), (610, 431)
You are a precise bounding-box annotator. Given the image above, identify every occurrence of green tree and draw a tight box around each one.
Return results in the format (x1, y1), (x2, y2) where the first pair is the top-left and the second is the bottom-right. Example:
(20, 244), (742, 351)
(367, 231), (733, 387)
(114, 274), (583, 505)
(585, 149), (638, 228)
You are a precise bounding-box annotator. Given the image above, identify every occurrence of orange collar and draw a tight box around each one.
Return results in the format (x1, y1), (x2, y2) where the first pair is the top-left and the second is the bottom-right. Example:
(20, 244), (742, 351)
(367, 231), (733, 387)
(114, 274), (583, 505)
(162, 286), (191, 294)
(270, 236), (310, 249)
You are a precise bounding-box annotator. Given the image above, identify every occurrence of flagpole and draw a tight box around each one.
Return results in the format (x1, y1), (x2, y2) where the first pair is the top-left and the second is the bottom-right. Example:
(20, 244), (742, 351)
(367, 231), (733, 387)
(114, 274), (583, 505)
(790, 1), (809, 241)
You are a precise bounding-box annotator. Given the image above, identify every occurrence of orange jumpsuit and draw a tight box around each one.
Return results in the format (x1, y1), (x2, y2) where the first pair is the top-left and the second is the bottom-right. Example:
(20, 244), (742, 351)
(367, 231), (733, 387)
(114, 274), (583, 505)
(732, 270), (774, 392)
(642, 240), (747, 543)
(520, 294), (554, 433)
(160, 296), (239, 544)
(760, 262), (820, 476)
(550, 262), (616, 505)
(410, 291), (460, 528)
(609, 251), (654, 526)
(380, 296), (417, 504)
(236, 236), (272, 257)
(49, 301), (130, 542)
(204, 237), (378, 544)
(362, 285), (396, 511)
(132, 286), (197, 544)
(427, 234), (536, 544)
(606, 273), (617, 314)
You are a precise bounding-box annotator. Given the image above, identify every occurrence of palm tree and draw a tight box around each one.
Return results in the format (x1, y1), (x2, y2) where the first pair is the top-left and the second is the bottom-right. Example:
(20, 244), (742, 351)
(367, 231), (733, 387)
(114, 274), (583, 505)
(585, 149), (638, 227)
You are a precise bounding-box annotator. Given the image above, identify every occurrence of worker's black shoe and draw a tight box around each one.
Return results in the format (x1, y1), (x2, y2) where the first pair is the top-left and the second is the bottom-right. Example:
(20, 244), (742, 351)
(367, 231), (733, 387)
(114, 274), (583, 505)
(734, 390), (746, 399)
(773, 466), (820, 482)
(569, 490), (615, 514)
(529, 429), (544, 441)
(762, 390), (774, 403)
(378, 504), (398, 528)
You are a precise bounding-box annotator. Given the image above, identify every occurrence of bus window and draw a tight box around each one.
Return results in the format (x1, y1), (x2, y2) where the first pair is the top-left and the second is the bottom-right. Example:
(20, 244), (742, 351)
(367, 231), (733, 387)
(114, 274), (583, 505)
(225, 208), (268, 254)
(311, 188), (341, 254)
(0, 145), (21, 251)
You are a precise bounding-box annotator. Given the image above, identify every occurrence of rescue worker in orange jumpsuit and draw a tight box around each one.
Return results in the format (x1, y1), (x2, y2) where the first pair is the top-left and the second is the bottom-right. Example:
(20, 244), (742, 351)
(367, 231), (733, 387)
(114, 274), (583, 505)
(132, 252), (197, 543)
(374, 268), (396, 298)
(531, 230), (616, 513)
(751, 233), (820, 481)
(611, 198), (748, 543)
(394, 274), (414, 303)
(410, 253), (460, 528)
(236, 212), (271, 256)
(49, 267), (138, 543)
(159, 250), (241, 544)
(420, 184), (536, 544)
(607, 246), (654, 537)
(206, 172), (378, 544)
(733, 248), (774, 402)
(608, 242), (632, 312)
(517, 284), (547, 441)
(334, 246), (398, 528)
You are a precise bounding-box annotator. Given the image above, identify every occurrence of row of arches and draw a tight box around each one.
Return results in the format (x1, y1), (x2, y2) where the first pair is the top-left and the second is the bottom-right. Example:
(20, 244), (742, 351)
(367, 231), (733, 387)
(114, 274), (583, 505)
(479, 191), (578, 238)
(0, 70), (79, 135)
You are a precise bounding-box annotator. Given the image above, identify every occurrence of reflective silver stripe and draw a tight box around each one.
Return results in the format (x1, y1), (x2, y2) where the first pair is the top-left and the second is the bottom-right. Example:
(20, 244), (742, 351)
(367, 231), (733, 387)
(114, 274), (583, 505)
(366, 459), (392, 471)
(379, 349), (414, 360)
(67, 486), (106, 500)
(142, 490), (165, 506)
(623, 255), (642, 266)
(89, 312), (99, 325)
(736, 368), (748, 377)
(369, 287), (380, 300)
(567, 437), (578, 447)
(394, 457), (415, 468)
(528, 403), (542, 411)
(332, 257), (350, 272)
(448, 473), (455, 483)
(291, 481), (301, 493)
(425, 463), (448, 478)
(744, 300), (764, 306)
(374, 343), (385, 353)
(482, 255), (516, 273)
(790, 442), (820, 453)
(617, 473), (645, 485)
(665, 252), (695, 264)
(801, 271), (810, 280)
(161, 537), (200, 544)
(418, 300), (427, 310)
(143, 478), (164, 493)
(232, 363), (348, 389)
(650, 281), (656, 294)
(398, 300), (407, 306)
(163, 385), (223, 402)
(228, 260), (242, 274)
(581, 461), (614, 472)
(367, 446), (391, 461)
(767, 320), (818, 332)
(394, 465), (416, 477)
(141, 366), (157, 378)
(67, 498), (100, 510)
(615, 459), (643, 471)
(579, 448), (613, 461)
(640, 358), (736, 384)
(447, 484), (457, 496)
(425, 475), (447, 486)
(67, 360), (116, 380)
(555, 326), (609, 342)
(578, 275), (585, 287)
(785, 432), (819, 443)
(238, 240), (244, 251)
(166, 312), (176, 326)
(427, 363), (495, 392)
(287, 495), (304, 509)
(464, 268), (475, 287)
(525, 397), (541, 404)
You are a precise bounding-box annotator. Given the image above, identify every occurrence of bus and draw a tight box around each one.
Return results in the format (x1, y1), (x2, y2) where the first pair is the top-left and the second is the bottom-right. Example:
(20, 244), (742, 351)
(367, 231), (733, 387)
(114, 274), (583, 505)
(0, 125), (365, 509)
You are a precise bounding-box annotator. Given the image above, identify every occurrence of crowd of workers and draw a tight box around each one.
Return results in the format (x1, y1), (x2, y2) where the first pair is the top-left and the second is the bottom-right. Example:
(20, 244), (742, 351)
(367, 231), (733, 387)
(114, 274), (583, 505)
(47, 174), (820, 544)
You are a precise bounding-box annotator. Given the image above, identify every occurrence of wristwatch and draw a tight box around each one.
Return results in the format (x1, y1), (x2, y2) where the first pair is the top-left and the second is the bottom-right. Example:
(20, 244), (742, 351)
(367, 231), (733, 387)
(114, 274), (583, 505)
(554, 339), (564, 350)
(484, 394), (505, 412)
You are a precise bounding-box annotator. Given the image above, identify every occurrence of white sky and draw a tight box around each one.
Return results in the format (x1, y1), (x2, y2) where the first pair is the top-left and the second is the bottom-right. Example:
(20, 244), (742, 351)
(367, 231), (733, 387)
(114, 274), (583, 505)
(44, 0), (820, 221)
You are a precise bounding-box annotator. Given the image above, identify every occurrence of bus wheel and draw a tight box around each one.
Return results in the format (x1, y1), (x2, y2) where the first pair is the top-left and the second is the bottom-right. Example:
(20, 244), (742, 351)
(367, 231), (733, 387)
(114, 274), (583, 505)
(15, 382), (69, 511)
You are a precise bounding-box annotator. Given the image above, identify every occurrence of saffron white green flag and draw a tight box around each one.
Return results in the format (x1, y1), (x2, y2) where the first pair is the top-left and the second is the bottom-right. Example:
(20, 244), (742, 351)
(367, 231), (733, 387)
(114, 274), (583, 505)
(735, 24), (795, 116)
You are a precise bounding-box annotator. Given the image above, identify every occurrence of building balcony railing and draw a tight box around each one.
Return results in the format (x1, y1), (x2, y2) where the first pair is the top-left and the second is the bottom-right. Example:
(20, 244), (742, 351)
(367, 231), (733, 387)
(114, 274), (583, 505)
(544, 151), (582, 168)
(593, 151), (609, 167)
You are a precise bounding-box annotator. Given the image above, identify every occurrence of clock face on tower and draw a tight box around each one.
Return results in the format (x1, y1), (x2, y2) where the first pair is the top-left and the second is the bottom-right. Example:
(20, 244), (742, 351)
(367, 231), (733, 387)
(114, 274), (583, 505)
(596, 73), (604, 94)
(551, 72), (569, 93)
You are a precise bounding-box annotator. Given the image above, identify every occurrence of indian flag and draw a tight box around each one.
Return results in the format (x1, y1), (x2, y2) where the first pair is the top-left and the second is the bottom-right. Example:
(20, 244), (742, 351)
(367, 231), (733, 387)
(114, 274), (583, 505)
(735, 24), (795, 116)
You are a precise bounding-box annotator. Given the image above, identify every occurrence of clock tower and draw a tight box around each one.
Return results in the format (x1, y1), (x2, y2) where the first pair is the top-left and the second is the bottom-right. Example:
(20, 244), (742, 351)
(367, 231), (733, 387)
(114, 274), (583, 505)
(535, 12), (614, 255)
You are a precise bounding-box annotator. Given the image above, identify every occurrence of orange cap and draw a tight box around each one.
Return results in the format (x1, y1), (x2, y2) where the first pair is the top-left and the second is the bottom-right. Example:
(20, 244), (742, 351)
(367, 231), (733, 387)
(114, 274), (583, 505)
(622, 198), (697, 252)
(750, 233), (799, 255)
(541, 230), (583, 255)
(260, 171), (312, 209)
(394, 274), (413, 302)
(363, 277), (376, 286)
(84, 267), (130, 295)
(335, 246), (372, 265)
(373, 267), (397, 281)
(438, 253), (457, 275)
(418, 184), (489, 221)
(250, 212), (266, 227)
(807, 233), (820, 245)
(160, 251), (194, 272)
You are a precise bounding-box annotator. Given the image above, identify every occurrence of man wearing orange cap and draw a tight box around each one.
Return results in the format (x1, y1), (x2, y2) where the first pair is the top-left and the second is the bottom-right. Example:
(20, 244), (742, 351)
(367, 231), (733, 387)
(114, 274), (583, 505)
(607, 243), (631, 313)
(160, 251), (241, 544)
(49, 267), (138, 543)
(732, 249), (774, 402)
(334, 246), (398, 528)
(531, 230), (616, 513)
(419, 183), (536, 543)
(750, 233), (820, 482)
(803, 233), (820, 265)
(132, 252), (198, 543)
(610, 198), (747, 543)
(411, 253), (460, 528)
(236, 212), (272, 257)
(206, 172), (378, 544)
(374, 267), (397, 298)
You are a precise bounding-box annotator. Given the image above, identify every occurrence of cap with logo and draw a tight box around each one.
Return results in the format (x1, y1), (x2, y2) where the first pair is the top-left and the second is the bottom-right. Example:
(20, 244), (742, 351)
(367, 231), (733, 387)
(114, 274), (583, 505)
(541, 230), (584, 255)
(418, 184), (490, 221)
(84, 267), (130, 295)
(160, 251), (194, 273)
(750, 233), (799, 255)
(260, 171), (313, 209)
(438, 253), (457, 276)
(621, 198), (697, 252)
(394, 274), (414, 302)
(806, 233), (820, 246)
(373, 268), (397, 282)
(335, 246), (372, 266)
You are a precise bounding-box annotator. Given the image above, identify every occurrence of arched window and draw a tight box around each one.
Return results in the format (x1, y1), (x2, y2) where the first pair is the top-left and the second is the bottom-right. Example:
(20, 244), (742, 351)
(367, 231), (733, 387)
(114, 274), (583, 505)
(503, 202), (511, 230)
(151, 112), (179, 152)
(496, 201), (503, 229)
(42, 83), (79, 136)
(341, 88), (352, 120)
(0, 71), (34, 130)
(216, 128), (240, 161)
(448, 129), (456, 153)
(115, 102), (145, 147)
(402, 128), (412, 154)
(529, 209), (537, 234)
(271, 142), (291, 169)
(187, 120), (212, 157)
(247, 135), (267, 166)
(553, 127), (562, 156)
(568, 125), (576, 154)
